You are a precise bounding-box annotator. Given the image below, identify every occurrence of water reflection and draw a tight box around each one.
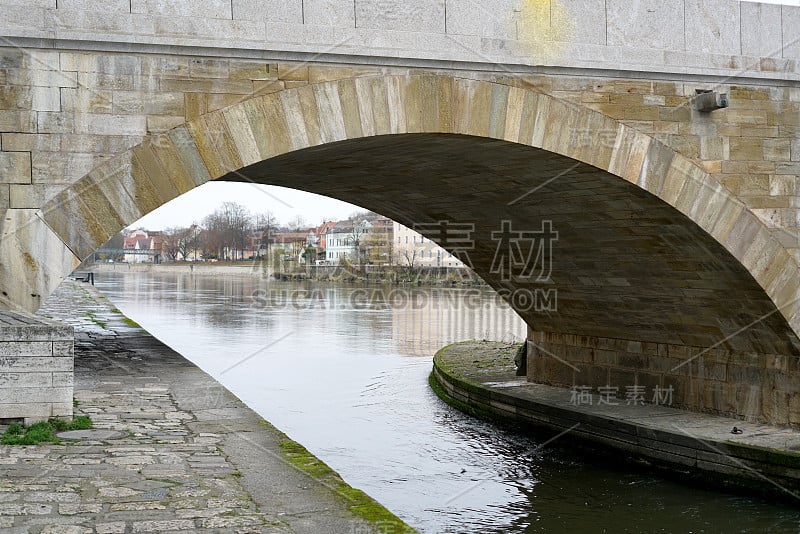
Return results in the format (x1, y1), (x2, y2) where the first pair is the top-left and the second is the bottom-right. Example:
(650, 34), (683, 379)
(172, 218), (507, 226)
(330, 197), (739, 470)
(96, 272), (800, 533)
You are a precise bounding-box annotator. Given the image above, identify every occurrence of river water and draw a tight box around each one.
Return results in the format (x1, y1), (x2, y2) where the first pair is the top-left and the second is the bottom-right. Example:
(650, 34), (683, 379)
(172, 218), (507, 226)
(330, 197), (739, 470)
(96, 272), (800, 533)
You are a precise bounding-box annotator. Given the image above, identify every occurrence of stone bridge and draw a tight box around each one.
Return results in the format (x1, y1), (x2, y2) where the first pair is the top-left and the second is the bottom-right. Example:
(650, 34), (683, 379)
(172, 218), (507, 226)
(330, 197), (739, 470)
(2, 0), (800, 426)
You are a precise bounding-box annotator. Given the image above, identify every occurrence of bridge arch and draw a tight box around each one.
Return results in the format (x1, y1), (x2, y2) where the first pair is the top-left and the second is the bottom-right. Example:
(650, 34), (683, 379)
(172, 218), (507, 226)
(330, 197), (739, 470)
(26, 74), (800, 425)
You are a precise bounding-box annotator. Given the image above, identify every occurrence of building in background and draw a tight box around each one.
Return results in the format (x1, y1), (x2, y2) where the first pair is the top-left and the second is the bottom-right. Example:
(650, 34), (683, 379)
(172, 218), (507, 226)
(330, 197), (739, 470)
(123, 230), (164, 264)
(393, 223), (466, 269)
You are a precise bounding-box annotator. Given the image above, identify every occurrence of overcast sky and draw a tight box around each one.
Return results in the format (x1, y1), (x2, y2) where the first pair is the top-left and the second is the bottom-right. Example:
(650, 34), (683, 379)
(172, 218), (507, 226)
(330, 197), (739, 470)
(131, 183), (366, 230)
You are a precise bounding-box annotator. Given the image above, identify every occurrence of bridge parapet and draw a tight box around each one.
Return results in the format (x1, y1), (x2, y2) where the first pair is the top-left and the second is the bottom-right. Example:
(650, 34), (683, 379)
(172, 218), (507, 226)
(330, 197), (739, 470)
(0, 0), (798, 81)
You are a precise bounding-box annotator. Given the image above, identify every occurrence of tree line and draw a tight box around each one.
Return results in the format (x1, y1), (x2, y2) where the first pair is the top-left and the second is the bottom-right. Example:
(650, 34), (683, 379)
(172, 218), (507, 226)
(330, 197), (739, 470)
(101, 202), (381, 262)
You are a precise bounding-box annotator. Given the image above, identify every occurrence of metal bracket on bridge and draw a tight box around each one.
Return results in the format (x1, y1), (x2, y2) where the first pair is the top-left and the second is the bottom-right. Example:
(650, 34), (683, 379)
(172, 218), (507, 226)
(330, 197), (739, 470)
(694, 90), (729, 112)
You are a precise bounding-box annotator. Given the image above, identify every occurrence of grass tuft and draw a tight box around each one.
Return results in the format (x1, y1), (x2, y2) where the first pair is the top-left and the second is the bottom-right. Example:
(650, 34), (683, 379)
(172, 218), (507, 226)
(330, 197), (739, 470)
(1, 416), (93, 446)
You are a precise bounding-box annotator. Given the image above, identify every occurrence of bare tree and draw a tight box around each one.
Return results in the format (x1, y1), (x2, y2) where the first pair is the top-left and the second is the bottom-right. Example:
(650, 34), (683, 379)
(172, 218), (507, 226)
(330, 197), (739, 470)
(162, 227), (183, 261)
(203, 202), (252, 260)
(287, 215), (307, 231)
(162, 225), (201, 261)
(348, 220), (369, 267)
(399, 249), (418, 269)
(254, 212), (277, 259)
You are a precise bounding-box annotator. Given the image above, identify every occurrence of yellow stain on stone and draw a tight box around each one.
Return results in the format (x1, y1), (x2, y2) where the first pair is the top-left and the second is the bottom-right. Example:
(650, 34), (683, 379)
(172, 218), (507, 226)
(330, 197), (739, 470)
(516, 0), (568, 61)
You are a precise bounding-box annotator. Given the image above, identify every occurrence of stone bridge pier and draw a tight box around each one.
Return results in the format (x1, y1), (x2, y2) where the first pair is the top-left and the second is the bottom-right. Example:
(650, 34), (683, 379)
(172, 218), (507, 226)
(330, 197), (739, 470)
(1, 0), (800, 426)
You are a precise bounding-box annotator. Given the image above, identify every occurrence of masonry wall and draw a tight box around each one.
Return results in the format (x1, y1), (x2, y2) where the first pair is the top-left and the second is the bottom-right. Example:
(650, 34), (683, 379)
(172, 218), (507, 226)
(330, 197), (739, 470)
(0, 312), (73, 424)
(1, 49), (798, 261)
(527, 328), (800, 427)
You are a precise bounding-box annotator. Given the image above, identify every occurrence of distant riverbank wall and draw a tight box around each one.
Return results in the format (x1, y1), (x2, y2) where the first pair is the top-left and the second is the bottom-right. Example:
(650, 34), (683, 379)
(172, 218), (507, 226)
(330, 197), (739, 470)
(87, 262), (479, 286)
(90, 262), (269, 277)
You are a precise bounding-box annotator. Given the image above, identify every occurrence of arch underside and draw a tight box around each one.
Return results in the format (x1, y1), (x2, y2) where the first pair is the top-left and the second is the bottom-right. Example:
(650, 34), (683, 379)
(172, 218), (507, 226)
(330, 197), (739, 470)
(224, 134), (800, 357)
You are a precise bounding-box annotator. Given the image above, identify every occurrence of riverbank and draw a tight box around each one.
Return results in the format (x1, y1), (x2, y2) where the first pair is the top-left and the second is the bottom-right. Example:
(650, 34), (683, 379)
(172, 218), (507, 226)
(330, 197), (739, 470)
(0, 279), (415, 533)
(431, 341), (800, 501)
(87, 261), (484, 287)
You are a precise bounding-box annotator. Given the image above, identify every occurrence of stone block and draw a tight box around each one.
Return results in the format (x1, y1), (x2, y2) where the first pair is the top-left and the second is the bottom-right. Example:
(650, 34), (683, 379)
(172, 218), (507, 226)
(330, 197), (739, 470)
(607, 0), (685, 51)
(585, 365), (609, 388)
(60, 88), (113, 113)
(0, 5), (48, 33)
(0, 356), (72, 372)
(277, 63), (308, 82)
(189, 58), (230, 79)
(635, 371), (662, 393)
(791, 138), (800, 162)
(146, 115), (185, 134)
(53, 372), (74, 387)
(783, 6), (800, 60)
(131, 0), (231, 19)
(445, 0), (517, 39)
(57, 0), (130, 12)
(53, 341), (74, 357)
(355, 0), (445, 33)
(0, 403), (69, 421)
(0, 209), (80, 311)
(6, 69), (77, 88)
(728, 137), (763, 161)
(0, 153), (31, 184)
(0, 372), (52, 388)
(764, 138), (791, 161)
(305, 0), (356, 26)
(684, 0), (740, 55)
(159, 77), (253, 94)
(166, 127), (212, 186)
(74, 114), (147, 136)
(228, 61), (274, 81)
(235, 0), (302, 23)
(308, 66), (354, 84)
(790, 393), (800, 425)
(0, 341), (52, 357)
(739, 2), (782, 57)
(206, 93), (245, 112)
(552, 0), (608, 46)
(9, 184), (53, 209)
(31, 152), (98, 184)
(0, 111), (36, 132)
(769, 174), (800, 198)
(0, 85), (31, 110)
(609, 368), (635, 389)
(31, 87), (61, 112)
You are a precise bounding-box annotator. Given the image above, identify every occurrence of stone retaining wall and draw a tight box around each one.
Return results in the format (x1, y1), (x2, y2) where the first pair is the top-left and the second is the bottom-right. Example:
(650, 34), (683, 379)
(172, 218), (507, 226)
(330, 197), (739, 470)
(527, 328), (800, 427)
(0, 311), (73, 424)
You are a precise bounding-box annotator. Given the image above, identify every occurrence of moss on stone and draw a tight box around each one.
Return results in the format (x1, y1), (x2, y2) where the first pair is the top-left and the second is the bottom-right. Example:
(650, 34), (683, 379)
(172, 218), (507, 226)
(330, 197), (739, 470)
(109, 306), (142, 328)
(85, 311), (107, 329)
(278, 438), (417, 533)
(121, 317), (142, 328)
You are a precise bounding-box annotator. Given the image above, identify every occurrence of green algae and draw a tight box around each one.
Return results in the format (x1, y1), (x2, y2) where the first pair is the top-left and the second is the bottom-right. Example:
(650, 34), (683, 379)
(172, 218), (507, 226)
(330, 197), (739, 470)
(277, 437), (417, 533)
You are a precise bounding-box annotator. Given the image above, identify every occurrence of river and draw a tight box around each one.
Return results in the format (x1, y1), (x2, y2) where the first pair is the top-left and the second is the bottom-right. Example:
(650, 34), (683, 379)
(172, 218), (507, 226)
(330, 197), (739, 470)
(96, 272), (800, 533)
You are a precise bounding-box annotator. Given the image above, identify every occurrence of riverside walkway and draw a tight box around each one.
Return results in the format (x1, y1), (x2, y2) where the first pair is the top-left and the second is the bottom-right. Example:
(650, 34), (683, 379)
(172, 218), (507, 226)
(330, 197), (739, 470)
(0, 280), (412, 533)
(431, 341), (800, 500)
